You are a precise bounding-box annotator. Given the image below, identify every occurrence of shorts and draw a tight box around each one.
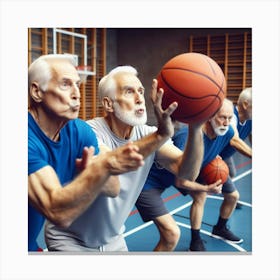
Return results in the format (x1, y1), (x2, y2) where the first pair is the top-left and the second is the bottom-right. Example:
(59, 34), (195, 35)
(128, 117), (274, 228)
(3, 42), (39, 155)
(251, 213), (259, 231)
(46, 233), (128, 252)
(223, 156), (237, 178)
(135, 187), (189, 223)
(221, 176), (236, 193)
(196, 173), (236, 194)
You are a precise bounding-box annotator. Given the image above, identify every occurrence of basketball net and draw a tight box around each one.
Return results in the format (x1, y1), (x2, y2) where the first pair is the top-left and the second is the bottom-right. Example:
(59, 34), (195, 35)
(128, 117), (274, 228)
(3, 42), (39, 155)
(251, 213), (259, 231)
(76, 65), (92, 83)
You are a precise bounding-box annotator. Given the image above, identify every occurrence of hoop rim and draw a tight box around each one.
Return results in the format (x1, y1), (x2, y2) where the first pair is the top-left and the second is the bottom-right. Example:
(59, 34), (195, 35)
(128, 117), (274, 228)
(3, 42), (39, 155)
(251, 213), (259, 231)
(76, 65), (92, 71)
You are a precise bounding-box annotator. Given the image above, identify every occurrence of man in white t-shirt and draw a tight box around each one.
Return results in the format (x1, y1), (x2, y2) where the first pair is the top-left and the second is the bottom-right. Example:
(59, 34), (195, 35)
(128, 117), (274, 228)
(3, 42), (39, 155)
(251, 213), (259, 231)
(45, 65), (206, 252)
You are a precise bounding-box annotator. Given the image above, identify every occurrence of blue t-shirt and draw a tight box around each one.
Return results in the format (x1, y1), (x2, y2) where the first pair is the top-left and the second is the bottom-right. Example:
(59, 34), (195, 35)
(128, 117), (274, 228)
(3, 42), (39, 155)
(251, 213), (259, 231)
(220, 106), (252, 159)
(142, 124), (234, 191)
(28, 113), (99, 251)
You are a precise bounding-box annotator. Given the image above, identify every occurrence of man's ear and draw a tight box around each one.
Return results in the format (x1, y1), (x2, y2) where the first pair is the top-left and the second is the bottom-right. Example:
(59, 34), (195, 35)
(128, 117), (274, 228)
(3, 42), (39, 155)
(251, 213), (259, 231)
(102, 97), (114, 112)
(242, 100), (249, 110)
(30, 82), (43, 103)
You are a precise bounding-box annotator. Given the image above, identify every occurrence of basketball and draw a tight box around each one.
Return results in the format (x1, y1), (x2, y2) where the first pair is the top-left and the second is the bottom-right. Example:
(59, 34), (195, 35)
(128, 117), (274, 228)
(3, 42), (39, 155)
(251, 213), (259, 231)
(157, 52), (226, 123)
(200, 157), (229, 184)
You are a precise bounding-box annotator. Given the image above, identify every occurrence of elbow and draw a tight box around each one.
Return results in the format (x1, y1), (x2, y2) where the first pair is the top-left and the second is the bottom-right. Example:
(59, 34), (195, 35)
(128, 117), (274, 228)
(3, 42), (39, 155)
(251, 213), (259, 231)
(177, 170), (199, 182)
(175, 177), (184, 189)
(102, 186), (120, 198)
(101, 176), (121, 197)
(188, 171), (200, 182)
(47, 211), (74, 228)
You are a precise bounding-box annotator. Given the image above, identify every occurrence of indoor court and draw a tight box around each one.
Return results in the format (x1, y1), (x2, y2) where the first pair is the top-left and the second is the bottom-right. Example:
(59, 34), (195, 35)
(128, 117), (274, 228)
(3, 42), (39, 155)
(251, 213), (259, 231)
(124, 150), (252, 253)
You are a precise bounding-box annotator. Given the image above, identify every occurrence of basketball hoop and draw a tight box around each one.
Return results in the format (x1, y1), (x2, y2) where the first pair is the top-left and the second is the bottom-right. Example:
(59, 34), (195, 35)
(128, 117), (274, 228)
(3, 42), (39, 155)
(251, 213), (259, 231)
(76, 65), (92, 83)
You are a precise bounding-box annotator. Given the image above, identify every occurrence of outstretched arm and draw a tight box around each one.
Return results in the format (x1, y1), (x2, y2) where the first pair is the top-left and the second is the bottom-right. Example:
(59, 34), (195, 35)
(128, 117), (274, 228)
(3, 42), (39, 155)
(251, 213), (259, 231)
(28, 143), (144, 228)
(176, 122), (204, 181)
(230, 126), (252, 158)
(76, 145), (121, 198)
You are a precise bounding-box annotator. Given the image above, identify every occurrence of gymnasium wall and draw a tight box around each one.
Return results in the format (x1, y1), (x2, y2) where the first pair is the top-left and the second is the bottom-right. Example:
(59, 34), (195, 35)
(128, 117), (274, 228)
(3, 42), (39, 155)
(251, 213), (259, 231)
(106, 28), (251, 125)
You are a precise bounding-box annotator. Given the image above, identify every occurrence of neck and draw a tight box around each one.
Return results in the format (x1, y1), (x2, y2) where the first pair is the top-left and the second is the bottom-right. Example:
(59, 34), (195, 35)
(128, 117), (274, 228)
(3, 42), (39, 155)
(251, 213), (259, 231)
(104, 115), (133, 140)
(29, 107), (66, 141)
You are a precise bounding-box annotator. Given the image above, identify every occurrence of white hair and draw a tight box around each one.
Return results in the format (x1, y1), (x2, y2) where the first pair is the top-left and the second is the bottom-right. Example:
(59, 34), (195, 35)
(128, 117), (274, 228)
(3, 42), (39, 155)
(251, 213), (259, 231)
(98, 65), (138, 100)
(28, 54), (76, 91)
(237, 87), (252, 106)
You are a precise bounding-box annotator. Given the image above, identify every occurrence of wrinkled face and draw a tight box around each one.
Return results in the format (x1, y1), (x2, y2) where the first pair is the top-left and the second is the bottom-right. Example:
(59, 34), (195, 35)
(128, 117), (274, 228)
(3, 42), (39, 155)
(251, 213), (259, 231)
(39, 60), (81, 120)
(244, 101), (252, 120)
(112, 72), (147, 126)
(210, 102), (233, 136)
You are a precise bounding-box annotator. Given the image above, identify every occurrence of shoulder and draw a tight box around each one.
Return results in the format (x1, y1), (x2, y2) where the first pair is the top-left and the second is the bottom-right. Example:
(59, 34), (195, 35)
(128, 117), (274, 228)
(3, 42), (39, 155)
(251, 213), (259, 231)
(70, 118), (92, 130)
(86, 117), (107, 131)
(67, 119), (99, 152)
(228, 125), (235, 138)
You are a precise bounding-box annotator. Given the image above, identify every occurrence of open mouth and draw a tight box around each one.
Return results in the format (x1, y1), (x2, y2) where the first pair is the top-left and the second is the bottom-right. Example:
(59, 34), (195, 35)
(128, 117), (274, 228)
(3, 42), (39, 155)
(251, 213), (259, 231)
(136, 108), (145, 115)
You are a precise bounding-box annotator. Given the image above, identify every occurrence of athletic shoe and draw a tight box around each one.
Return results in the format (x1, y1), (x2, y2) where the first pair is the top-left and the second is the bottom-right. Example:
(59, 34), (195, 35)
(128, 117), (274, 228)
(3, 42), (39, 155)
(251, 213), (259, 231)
(189, 238), (206, 251)
(235, 202), (243, 209)
(212, 225), (243, 243)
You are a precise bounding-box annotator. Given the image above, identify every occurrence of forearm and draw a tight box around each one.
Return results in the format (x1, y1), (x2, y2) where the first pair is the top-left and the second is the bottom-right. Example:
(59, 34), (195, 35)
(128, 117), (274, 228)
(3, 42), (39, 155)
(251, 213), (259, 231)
(49, 156), (112, 227)
(29, 154), (112, 228)
(176, 177), (222, 194)
(133, 131), (169, 159)
(177, 125), (204, 180)
(230, 137), (252, 158)
(175, 178), (208, 192)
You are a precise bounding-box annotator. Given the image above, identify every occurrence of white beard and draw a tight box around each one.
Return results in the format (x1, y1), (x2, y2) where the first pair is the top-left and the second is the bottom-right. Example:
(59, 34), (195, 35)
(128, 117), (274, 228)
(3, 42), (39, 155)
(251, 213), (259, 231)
(210, 119), (229, 136)
(113, 101), (147, 126)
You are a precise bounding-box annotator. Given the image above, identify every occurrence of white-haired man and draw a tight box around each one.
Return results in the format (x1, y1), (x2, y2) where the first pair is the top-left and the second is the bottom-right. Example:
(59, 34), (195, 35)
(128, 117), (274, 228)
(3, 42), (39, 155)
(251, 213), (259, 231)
(28, 55), (145, 251)
(220, 87), (252, 209)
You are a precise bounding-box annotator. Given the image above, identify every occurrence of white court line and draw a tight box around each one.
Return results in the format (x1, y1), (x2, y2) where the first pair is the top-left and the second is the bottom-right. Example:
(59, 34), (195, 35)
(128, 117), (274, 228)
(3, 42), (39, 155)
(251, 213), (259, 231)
(232, 169), (252, 183)
(124, 169), (252, 238)
(176, 222), (247, 252)
(124, 201), (194, 237)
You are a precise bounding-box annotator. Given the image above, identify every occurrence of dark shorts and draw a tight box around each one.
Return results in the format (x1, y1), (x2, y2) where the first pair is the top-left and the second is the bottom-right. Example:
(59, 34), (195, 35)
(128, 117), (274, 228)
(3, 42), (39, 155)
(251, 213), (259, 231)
(196, 173), (236, 194)
(135, 187), (189, 223)
(221, 176), (236, 193)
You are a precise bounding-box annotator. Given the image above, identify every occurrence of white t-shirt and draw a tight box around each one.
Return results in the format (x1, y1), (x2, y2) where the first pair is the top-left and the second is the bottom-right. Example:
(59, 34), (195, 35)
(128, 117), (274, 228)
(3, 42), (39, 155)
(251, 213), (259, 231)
(45, 117), (171, 248)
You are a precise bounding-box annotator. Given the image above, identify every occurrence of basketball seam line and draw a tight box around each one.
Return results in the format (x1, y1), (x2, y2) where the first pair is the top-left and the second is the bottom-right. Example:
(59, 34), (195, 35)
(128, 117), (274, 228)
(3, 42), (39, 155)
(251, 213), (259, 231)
(160, 72), (224, 119)
(162, 67), (225, 96)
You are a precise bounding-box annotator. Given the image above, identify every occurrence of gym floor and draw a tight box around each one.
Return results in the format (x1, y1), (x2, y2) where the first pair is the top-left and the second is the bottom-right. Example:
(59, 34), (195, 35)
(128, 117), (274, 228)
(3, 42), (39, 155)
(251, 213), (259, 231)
(124, 151), (252, 253)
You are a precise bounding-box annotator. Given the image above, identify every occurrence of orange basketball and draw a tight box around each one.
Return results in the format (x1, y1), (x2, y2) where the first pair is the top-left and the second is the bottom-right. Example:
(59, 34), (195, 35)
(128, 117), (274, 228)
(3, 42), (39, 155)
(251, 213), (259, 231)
(201, 157), (229, 184)
(157, 52), (226, 123)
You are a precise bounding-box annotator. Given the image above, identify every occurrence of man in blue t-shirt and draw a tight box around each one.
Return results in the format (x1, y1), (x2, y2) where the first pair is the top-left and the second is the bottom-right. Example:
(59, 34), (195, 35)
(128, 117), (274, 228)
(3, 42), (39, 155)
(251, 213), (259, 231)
(136, 98), (252, 251)
(28, 54), (145, 251)
(220, 88), (252, 209)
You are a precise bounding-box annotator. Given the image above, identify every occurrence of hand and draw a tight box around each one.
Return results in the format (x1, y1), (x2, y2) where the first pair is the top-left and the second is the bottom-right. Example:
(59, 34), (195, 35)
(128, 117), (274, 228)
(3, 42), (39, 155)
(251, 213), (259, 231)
(75, 146), (95, 172)
(106, 142), (145, 175)
(207, 179), (223, 194)
(150, 79), (178, 138)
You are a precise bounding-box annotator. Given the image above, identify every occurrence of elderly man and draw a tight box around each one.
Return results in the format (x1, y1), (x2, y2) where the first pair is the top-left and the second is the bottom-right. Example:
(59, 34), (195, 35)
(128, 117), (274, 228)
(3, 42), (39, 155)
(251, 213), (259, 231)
(28, 55), (145, 251)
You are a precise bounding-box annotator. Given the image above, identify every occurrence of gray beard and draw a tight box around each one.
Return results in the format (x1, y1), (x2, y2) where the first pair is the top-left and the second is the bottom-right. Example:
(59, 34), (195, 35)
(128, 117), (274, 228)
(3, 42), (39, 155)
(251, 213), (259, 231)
(210, 119), (229, 136)
(113, 102), (147, 126)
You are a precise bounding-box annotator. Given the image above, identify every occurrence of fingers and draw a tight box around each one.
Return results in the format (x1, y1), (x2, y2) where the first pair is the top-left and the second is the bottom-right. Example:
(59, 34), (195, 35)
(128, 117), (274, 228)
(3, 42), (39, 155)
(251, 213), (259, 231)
(122, 142), (144, 165)
(164, 101), (178, 116)
(107, 143), (145, 175)
(151, 79), (178, 118)
(76, 146), (95, 171)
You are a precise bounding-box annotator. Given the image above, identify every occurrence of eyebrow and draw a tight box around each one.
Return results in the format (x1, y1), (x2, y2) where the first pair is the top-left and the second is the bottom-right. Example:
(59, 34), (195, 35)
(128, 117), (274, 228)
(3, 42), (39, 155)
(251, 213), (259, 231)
(120, 85), (145, 91)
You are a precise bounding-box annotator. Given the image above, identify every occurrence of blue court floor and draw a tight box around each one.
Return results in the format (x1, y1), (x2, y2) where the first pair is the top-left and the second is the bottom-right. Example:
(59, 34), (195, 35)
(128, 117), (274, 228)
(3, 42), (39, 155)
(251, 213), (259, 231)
(124, 151), (252, 253)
